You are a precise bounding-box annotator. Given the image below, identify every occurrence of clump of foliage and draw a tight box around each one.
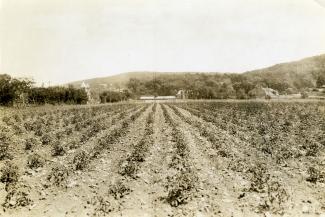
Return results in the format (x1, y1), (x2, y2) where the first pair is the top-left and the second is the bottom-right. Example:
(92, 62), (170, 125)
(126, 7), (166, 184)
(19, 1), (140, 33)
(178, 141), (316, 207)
(47, 164), (69, 187)
(306, 166), (324, 183)
(305, 142), (321, 157)
(51, 142), (66, 156)
(118, 160), (138, 178)
(92, 195), (113, 216)
(0, 74), (87, 106)
(0, 163), (19, 191)
(165, 171), (197, 207)
(248, 163), (270, 193)
(256, 181), (289, 214)
(0, 138), (11, 160)
(27, 154), (44, 169)
(73, 150), (90, 170)
(108, 181), (131, 200)
(24, 137), (39, 151)
(0, 74), (32, 106)
(41, 133), (54, 145)
(99, 90), (131, 103)
(91, 181), (131, 216)
(3, 189), (32, 208)
(28, 85), (88, 105)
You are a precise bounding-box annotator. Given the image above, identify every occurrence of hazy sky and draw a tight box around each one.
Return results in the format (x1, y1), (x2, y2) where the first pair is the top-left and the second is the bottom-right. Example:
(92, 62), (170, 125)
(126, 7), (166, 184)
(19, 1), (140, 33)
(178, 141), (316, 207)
(1, 0), (325, 85)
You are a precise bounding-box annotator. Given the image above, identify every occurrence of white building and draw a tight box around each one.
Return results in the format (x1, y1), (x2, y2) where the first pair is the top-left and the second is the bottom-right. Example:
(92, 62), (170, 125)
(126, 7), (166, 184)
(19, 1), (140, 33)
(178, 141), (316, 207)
(81, 81), (92, 103)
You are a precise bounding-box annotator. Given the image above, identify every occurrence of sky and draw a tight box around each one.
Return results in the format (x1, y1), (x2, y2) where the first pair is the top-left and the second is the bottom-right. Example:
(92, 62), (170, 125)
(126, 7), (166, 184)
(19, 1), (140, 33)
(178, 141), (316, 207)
(1, 0), (325, 85)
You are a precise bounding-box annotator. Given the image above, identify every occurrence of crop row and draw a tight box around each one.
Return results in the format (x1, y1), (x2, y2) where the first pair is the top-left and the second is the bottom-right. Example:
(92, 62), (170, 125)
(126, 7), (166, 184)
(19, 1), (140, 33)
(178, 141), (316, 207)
(0, 103), (148, 210)
(168, 104), (293, 214)
(48, 104), (150, 187)
(91, 104), (156, 216)
(174, 102), (325, 186)
(161, 104), (198, 207)
(118, 103), (156, 178)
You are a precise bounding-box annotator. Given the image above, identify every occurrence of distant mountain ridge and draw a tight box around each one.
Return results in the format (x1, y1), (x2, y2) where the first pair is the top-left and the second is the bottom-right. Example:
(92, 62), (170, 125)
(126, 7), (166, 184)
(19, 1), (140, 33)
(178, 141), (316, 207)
(244, 54), (325, 88)
(68, 54), (325, 91)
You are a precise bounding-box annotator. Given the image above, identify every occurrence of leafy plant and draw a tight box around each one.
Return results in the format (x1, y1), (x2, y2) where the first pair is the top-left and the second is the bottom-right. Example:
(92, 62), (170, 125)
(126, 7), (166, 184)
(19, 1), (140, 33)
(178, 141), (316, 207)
(47, 164), (69, 187)
(165, 171), (197, 207)
(0, 163), (19, 191)
(3, 189), (32, 208)
(306, 166), (324, 183)
(24, 137), (39, 151)
(108, 181), (131, 200)
(73, 150), (89, 170)
(248, 163), (270, 193)
(27, 154), (44, 169)
(51, 142), (66, 156)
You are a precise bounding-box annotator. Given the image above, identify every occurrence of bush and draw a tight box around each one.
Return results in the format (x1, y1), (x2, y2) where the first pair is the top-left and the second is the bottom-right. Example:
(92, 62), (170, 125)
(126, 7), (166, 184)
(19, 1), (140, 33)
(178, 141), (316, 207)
(0, 74), (32, 106)
(99, 90), (131, 103)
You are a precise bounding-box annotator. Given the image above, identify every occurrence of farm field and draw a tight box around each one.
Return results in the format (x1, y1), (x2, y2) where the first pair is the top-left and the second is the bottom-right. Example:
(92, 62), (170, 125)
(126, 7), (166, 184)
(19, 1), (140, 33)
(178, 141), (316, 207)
(0, 101), (324, 217)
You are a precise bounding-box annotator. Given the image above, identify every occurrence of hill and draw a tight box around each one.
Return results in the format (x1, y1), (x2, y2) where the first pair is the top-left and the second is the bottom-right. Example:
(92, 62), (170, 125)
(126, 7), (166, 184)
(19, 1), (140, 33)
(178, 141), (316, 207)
(244, 54), (325, 88)
(68, 71), (182, 90)
(68, 54), (325, 96)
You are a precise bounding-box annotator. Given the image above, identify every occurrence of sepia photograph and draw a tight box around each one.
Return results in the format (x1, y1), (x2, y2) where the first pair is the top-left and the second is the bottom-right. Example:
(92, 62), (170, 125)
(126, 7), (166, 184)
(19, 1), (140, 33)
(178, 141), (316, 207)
(0, 0), (325, 216)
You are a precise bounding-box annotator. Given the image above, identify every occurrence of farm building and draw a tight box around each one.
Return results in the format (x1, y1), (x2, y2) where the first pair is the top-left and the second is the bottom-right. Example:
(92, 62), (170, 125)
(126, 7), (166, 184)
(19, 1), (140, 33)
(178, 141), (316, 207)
(249, 87), (279, 99)
(155, 96), (176, 100)
(139, 96), (155, 100)
(176, 90), (187, 99)
(139, 96), (176, 102)
(262, 88), (279, 98)
(81, 81), (92, 103)
(139, 96), (155, 103)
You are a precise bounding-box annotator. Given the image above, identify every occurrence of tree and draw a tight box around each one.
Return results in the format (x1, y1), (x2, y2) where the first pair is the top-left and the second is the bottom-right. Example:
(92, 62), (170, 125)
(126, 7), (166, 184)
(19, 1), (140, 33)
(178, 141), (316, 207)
(316, 74), (325, 87)
(0, 74), (32, 106)
(127, 78), (142, 93)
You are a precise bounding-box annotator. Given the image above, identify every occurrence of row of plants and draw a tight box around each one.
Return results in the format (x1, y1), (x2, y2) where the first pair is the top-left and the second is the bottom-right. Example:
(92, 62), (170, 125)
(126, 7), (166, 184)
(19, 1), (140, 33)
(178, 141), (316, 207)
(167, 103), (292, 214)
(119, 103), (156, 178)
(0, 103), (145, 210)
(46, 104), (149, 188)
(178, 101), (324, 159)
(90, 104), (156, 216)
(161, 104), (198, 207)
(175, 102), (325, 185)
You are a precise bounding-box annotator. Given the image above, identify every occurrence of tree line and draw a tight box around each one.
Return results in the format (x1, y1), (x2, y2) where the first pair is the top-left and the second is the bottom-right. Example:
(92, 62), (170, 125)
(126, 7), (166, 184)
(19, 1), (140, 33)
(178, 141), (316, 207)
(126, 73), (325, 99)
(99, 90), (131, 103)
(0, 74), (88, 106)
